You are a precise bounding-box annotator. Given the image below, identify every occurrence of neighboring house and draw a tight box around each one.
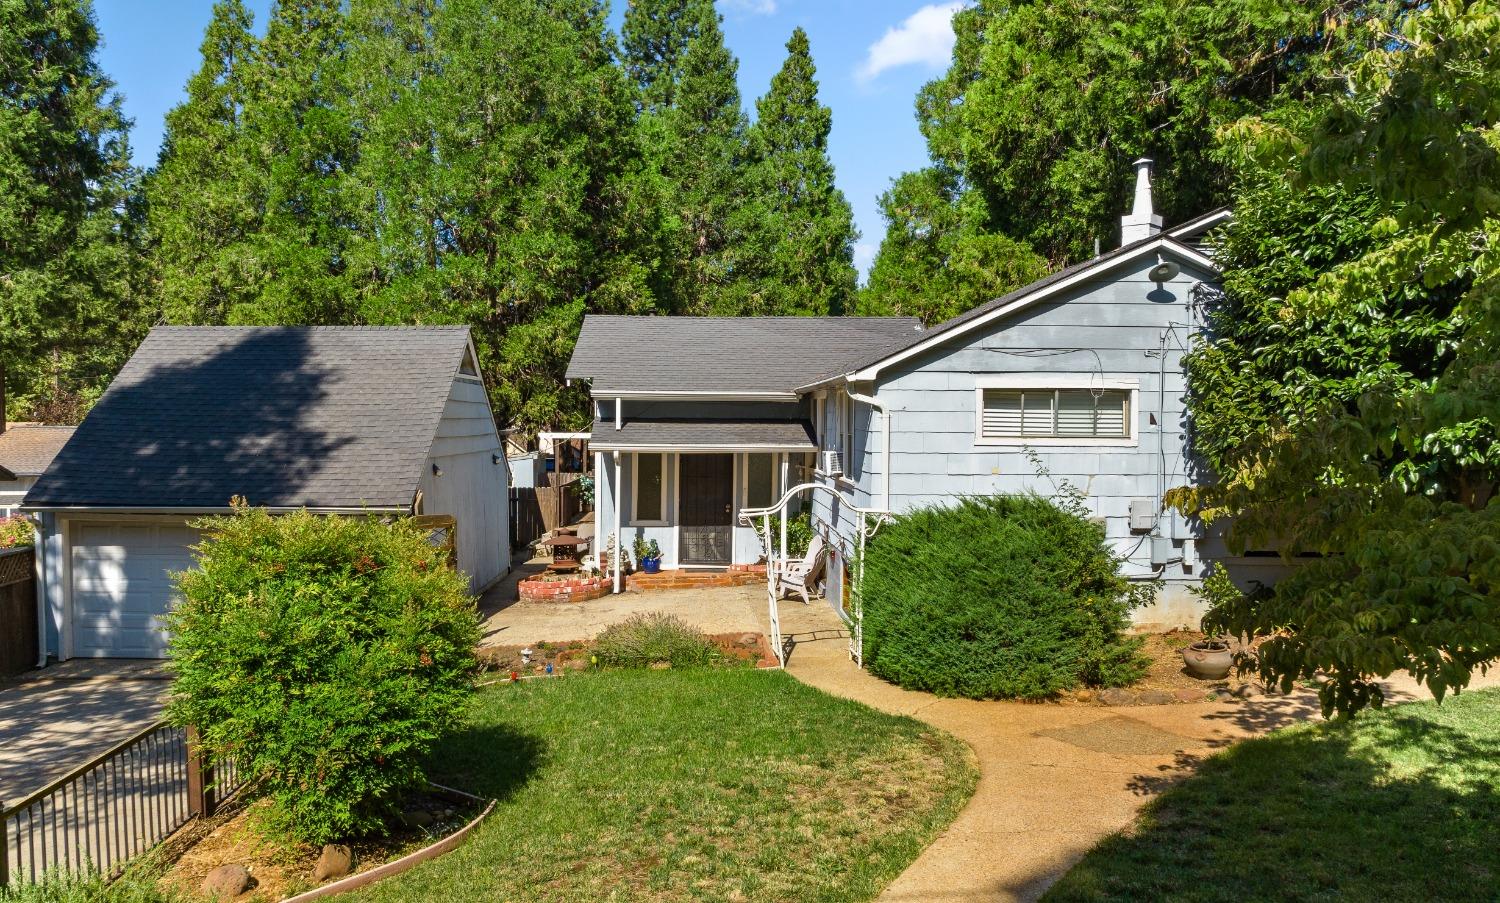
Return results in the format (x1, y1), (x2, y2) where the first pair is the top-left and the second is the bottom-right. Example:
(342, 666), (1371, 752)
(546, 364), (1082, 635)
(569, 160), (1262, 628)
(0, 424), (75, 516)
(23, 326), (510, 660)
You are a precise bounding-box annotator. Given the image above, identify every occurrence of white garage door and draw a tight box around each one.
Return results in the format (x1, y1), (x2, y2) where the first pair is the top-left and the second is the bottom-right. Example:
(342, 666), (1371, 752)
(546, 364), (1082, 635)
(70, 521), (199, 658)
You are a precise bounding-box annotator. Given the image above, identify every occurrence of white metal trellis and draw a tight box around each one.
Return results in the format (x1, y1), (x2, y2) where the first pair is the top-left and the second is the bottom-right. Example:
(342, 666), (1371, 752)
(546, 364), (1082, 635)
(739, 482), (887, 668)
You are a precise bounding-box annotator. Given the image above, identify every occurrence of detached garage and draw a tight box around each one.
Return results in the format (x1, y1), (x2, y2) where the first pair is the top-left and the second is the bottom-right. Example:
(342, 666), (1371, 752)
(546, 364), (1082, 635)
(24, 326), (511, 660)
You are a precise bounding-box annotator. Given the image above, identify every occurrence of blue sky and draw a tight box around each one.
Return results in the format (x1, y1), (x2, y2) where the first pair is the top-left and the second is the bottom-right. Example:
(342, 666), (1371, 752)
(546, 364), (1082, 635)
(94, 0), (964, 279)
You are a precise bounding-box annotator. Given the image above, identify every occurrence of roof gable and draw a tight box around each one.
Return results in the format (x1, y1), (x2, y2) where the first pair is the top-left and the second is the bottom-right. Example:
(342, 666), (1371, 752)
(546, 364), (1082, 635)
(819, 234), (1218, 386)
(0, 426), (75, 479)
(566, 316), (921, 396)
(25, 327), (477, 510)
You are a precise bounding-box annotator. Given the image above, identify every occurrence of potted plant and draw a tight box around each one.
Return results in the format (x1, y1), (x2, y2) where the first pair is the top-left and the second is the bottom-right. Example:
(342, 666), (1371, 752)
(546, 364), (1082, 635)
(1181, 636), (1234, 680)
(633, 537), (663, 574)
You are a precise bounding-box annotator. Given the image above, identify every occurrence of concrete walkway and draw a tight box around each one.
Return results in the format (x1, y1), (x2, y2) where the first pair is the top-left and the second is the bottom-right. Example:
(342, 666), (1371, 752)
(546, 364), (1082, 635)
(0, 665), (168, 800)
(772, 597), (1499, 902)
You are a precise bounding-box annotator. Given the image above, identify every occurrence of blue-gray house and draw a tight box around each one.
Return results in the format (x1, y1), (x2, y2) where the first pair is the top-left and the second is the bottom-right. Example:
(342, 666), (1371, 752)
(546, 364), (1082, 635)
(567, 160), (1263, 629)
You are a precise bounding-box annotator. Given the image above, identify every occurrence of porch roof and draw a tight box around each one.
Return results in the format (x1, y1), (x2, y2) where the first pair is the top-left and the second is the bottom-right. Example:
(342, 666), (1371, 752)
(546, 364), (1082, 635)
(589, 418), (816, 452)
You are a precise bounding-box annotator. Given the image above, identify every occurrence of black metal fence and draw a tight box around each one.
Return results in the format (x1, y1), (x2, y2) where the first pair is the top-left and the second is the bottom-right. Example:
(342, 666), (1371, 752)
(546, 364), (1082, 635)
(0, 722), (246, 886)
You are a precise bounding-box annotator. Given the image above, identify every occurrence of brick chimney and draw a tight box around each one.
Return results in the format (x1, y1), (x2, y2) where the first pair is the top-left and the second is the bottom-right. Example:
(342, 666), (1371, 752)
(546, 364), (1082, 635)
(1120, 157), (1163, 245)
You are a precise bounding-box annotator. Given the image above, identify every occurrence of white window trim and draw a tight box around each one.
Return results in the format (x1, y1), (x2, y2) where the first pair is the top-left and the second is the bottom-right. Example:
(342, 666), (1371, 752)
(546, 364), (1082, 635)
(739, 452), (782, 513)
(630, 452), (669, 526)
(973, 375), (1140, 447)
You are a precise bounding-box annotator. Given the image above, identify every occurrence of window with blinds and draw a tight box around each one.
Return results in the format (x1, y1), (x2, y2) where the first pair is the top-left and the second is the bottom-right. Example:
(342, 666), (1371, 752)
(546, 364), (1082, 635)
(980, 388), (1129, 439)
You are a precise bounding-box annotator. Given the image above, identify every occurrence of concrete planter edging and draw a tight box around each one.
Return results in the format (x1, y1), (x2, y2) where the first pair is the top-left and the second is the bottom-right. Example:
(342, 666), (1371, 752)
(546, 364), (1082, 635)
(278, 784), (495, 902)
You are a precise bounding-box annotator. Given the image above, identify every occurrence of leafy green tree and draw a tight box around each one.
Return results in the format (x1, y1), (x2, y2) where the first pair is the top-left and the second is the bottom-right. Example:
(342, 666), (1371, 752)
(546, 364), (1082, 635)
(146, 0), (260, 326)
(859, 167), (1046, 324)
(0, 0), (145, 422)
(739, 28), (857, 316)
(862, 0), (1397, 318)
(623, 0), (753, 315)
(1182, 0), (1500, 716)
(347, 0), (660, 433)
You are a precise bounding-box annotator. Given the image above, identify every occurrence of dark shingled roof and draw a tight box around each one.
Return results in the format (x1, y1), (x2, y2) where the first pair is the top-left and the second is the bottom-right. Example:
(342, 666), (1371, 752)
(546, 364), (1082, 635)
(0, 426), (75, 479)
(566, 316), (921, 394)
(589, 419), (816, 452)
(24, 327), (476, 509)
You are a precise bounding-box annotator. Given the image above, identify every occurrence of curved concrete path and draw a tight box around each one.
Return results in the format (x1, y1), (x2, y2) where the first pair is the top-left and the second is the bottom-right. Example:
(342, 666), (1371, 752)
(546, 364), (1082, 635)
(774, 600), (1496, 902)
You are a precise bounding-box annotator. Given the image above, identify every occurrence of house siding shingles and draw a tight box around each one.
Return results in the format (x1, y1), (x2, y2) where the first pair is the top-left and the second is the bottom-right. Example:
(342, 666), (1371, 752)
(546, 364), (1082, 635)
(25, 327), (472, 510)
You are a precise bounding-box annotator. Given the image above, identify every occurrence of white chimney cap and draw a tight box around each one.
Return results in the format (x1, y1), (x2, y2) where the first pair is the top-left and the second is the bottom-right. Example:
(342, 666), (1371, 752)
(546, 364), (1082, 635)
(1120, 157), (1163, 245)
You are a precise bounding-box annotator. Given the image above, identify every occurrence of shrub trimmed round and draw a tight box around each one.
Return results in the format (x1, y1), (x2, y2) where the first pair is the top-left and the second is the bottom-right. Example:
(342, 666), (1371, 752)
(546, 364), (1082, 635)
(165, 505), (480, 845)
(861, 494), (1149, 699)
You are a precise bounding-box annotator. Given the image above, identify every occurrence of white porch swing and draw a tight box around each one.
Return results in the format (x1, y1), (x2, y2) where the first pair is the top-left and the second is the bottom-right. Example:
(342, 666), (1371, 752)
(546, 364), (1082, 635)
(739, 482), (888, 668)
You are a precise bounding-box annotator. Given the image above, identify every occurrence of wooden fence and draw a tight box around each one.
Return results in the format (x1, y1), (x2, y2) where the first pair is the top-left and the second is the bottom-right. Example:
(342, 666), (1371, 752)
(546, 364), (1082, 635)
(0, 547), (37, 677)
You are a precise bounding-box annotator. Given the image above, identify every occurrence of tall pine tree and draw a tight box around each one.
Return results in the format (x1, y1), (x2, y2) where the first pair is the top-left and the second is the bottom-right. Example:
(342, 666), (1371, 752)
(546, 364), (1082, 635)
(0, 0), (144, 422)
(623, 0), (752, 314)
(741, 28), (856, 316)
(146, 0), (259, 326)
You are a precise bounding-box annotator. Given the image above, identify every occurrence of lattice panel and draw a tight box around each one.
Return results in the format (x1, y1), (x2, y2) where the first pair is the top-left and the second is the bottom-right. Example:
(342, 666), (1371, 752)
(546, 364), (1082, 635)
(0, 548), (34, 587)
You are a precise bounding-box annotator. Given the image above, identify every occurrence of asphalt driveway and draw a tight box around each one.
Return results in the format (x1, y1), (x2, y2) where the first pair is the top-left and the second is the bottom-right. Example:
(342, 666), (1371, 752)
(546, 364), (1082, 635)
(0, 666), (168, 802)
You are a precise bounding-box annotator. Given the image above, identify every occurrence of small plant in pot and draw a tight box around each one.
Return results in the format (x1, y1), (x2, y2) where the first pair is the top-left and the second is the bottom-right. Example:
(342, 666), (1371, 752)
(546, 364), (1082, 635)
(633, 537), (663, 574)
(1182, 636), (1234, 680)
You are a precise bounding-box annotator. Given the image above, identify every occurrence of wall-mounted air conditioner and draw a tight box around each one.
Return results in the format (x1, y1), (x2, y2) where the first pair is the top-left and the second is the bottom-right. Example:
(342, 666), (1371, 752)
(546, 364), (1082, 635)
(821, 450), (843, 477)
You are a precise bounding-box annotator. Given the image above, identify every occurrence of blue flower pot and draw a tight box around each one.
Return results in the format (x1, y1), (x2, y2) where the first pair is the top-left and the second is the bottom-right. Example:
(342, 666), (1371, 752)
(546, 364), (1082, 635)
(641, 557), (662, 574)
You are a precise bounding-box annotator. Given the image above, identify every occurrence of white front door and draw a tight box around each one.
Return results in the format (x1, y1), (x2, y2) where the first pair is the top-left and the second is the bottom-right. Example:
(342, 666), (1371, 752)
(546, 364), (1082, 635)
(70, 521), (199, 658)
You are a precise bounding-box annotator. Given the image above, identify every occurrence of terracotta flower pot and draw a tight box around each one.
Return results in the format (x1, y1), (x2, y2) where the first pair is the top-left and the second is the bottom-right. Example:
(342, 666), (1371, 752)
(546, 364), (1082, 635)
(1182, 640), (1233, 680)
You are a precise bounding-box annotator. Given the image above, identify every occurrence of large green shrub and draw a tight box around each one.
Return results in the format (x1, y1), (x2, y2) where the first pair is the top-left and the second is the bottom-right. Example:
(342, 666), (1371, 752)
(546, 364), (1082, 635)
(861, 495), (1150, 699)
(165, 506), (480, 845)
(593, 612), (716, 669)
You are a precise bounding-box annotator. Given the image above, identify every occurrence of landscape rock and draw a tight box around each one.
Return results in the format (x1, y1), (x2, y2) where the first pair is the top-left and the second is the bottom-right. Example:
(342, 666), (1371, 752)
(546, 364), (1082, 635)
(1174, 688), (1206, 703)
(202, 864), (252, 900)
(1074, 689), (1095, 703)
(1137, 690), (1176, 706)
(1097, 688), (1137, 706)
(736, 633), (760, 649)
(404, 809), (437, 829)
(648, 661), (671, 670)
(313, 844), (354, 882)
(1233, 681), (1267, 699)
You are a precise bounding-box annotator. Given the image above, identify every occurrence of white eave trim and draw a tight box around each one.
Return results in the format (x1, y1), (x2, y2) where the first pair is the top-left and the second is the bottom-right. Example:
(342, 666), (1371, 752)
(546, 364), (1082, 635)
(587, 443), (815, 453)
(589, 390), (799, 402)
(1166, 208), (1234, 239)
(815, 236), (1217, 387)
(20, 504), (413, 515)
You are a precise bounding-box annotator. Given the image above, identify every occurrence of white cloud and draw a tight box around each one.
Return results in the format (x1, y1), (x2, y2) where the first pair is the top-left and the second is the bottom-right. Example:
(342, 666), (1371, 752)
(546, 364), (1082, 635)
(853, 241), (878, 280)
(722, 0), (777, 14)
(856, 2), (965, 84)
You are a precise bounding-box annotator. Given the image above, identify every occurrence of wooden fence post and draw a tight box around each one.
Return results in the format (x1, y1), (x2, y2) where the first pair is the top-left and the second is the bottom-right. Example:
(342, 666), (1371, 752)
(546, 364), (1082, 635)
(186, 727), (216, 818)
(1, 802), (10, 888)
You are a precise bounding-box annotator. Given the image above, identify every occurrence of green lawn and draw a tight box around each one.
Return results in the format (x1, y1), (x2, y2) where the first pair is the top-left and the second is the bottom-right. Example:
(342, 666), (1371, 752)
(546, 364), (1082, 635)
(350, 667), (977, 903)
(1045, 688), (1500, 902)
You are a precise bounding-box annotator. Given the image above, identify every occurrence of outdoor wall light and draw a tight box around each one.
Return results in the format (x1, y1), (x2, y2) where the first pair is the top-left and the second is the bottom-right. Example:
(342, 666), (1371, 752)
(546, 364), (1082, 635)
(432, 462), (443, 477)
(492, 453), (502, 465)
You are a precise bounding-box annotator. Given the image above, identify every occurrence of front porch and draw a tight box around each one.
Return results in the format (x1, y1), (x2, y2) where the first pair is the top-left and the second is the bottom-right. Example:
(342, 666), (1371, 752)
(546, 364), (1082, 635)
(590, 438), (816, 578)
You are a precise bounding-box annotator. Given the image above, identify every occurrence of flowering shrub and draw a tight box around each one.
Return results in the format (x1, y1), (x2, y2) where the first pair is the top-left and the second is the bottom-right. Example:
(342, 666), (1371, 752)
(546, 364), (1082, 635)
(0, 515), (34, 549)
(165, 506), (480, 844)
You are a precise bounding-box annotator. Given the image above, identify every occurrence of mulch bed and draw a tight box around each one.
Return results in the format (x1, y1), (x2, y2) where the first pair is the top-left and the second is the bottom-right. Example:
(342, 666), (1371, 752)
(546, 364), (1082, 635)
(156, 790), (480, 902)
(1057, 630), (1271, 707)
(478, 631), (779, 675)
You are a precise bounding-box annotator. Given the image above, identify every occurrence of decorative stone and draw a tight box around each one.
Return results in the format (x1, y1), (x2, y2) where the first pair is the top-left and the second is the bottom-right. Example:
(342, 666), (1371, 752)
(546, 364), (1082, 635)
(1098, 688), (1137, 706)
(313, 844), (354, 882)
(1174, 688), (1206, 703)
(648, 661), (671, 670)
(1137, 690), (1176, 706)
(404, 809), (438, 828)
(202, 864), (252, 899)
(736, 633), (760, 649)
(1074, 689), (1095, 703)
(1233, 681), (1267, 699)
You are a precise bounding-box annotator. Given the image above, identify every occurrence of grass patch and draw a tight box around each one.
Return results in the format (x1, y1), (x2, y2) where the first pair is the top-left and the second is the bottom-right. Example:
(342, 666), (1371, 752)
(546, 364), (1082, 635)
(1045, 688), (1500, 902)
(350, 668), (977, 902)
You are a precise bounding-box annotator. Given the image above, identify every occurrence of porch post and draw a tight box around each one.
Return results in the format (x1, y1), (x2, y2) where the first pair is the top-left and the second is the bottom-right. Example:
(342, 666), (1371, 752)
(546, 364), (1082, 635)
(778, 454), (789, 561)
(612, 450), (622, 594)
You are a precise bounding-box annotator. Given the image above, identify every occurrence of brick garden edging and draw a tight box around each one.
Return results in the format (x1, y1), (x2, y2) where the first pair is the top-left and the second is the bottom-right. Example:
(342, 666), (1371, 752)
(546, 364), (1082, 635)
(517, 575), (610, 603)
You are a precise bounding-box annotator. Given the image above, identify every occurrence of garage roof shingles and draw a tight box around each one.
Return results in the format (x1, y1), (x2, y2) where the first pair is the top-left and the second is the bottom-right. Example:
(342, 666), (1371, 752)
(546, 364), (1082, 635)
(565, 315), (921, 394)
(0, 426), (75, 478)
(24, 326), (475, 510)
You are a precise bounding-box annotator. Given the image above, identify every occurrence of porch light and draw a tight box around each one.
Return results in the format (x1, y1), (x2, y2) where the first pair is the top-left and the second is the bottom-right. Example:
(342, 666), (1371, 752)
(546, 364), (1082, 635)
(432, 462), (443, 477)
